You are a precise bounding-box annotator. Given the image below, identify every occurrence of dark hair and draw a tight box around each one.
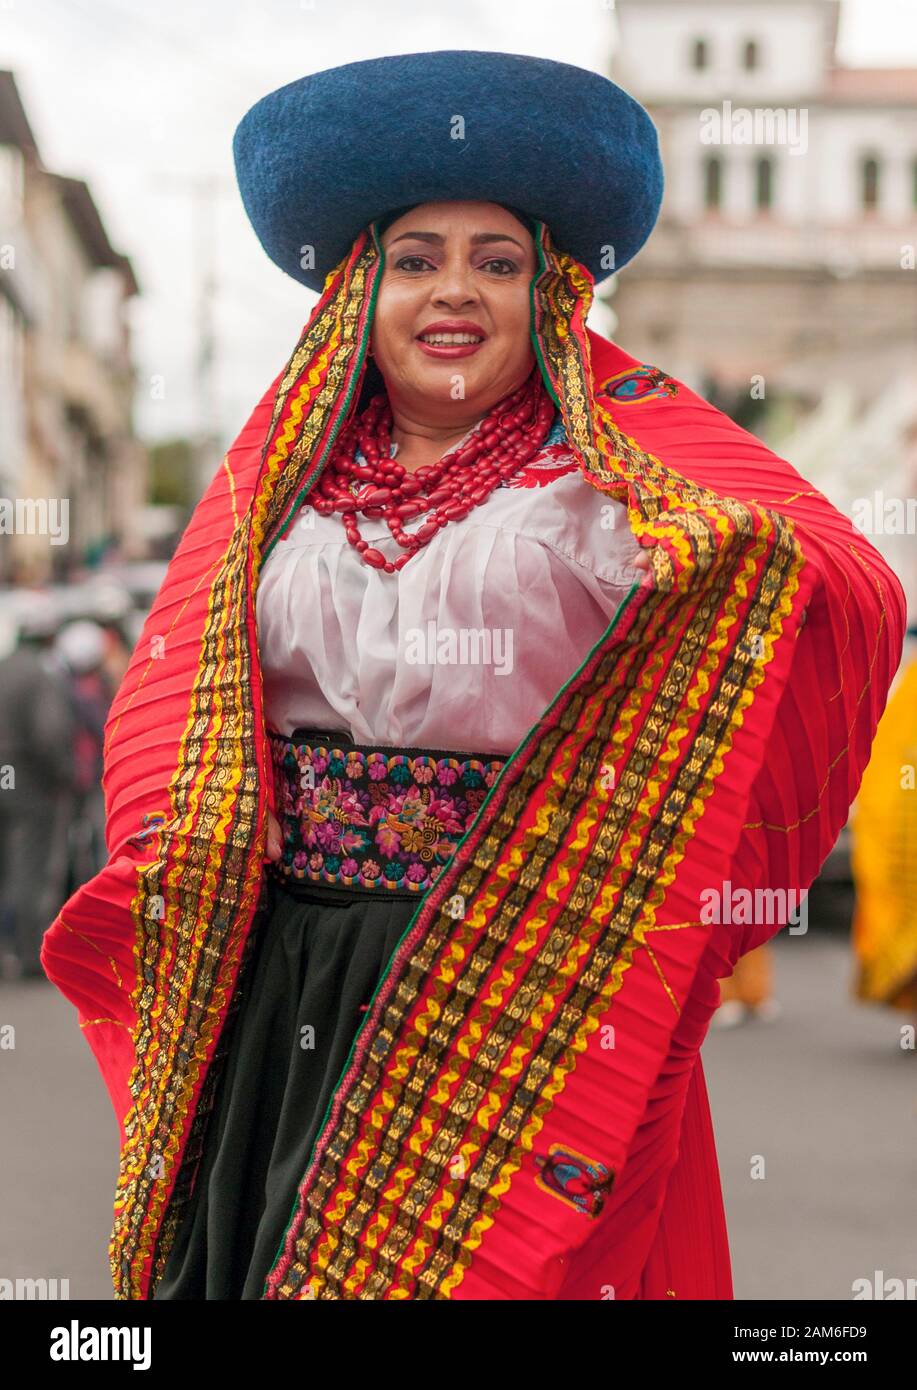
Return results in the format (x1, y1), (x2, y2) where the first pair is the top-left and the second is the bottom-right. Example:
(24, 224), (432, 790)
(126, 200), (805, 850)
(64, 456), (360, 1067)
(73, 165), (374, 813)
(500, 203), (538, 238)
(375, 204), (415, 237)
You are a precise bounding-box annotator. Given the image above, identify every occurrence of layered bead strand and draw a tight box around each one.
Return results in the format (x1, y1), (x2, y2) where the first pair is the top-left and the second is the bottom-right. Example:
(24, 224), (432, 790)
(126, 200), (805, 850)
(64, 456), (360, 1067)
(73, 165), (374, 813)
(311, 366), (555, 571)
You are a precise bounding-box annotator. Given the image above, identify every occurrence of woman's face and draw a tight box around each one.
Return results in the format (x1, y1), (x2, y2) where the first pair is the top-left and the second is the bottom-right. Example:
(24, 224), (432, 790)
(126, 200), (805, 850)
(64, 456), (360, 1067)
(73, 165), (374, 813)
(370, 200), (537, 421)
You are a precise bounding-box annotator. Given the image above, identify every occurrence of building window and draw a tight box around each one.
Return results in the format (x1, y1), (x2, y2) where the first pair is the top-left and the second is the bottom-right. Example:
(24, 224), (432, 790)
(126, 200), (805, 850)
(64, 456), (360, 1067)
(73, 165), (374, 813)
(743, 39), (760, 71)
(704, 155), (723, 210)
(755, 156), (774, 210)
(691, 38), (709, 71)
(860, 155), (881, 211)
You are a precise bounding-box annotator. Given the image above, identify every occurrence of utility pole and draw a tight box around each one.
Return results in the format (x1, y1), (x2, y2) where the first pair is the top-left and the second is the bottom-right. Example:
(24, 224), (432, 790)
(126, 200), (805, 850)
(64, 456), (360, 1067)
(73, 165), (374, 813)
(153, 173), (232, 500)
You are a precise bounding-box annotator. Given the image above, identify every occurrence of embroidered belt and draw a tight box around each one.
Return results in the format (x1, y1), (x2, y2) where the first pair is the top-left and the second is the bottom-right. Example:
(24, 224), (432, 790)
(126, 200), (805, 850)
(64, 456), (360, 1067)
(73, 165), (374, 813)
(267, 727), (508, 896)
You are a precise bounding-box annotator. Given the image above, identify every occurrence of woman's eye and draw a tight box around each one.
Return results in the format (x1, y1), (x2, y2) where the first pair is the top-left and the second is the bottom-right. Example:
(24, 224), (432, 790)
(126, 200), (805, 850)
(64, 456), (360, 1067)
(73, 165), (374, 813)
(392, 255), (519, 275)
(480, 258), (518, 276)
(394, 255), (434, 272)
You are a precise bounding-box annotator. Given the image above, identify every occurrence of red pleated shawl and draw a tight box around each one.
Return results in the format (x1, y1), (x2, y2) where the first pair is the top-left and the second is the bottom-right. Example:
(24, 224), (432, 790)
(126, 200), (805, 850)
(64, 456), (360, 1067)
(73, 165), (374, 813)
(41, 223), (906, 1300)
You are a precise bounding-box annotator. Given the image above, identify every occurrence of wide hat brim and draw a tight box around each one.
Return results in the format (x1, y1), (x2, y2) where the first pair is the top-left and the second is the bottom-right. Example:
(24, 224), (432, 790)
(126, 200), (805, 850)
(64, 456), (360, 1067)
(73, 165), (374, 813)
(233, 49), (664, 294)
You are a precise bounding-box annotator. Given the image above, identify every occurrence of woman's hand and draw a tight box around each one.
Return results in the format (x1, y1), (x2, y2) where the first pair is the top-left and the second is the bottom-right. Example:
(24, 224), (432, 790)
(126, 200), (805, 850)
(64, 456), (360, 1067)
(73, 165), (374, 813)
(266, 809), (283, 861)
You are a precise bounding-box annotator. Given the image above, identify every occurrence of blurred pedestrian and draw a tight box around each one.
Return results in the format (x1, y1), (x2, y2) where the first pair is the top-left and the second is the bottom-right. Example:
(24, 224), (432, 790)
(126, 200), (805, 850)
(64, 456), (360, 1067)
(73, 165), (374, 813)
(713, 942), (781, 1028)
(0, 594), (76, 978)
(54, 620), (111, 889)
(98, 618), (132, 692)
(850, 637), (917, 1020)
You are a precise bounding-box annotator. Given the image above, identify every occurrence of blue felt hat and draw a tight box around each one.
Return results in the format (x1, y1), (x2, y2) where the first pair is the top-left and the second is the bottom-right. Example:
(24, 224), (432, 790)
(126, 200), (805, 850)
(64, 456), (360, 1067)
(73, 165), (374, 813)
(233, 50), (664, 294)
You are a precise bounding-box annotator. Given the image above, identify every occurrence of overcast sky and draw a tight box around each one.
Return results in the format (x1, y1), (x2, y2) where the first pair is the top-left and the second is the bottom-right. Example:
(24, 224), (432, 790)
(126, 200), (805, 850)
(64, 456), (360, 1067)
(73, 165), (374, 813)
(2, 0), (916, 451)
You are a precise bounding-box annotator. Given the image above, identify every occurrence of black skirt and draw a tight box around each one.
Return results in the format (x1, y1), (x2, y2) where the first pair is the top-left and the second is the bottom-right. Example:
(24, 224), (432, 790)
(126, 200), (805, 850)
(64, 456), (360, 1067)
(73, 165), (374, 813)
(153, 875), (420, 1300)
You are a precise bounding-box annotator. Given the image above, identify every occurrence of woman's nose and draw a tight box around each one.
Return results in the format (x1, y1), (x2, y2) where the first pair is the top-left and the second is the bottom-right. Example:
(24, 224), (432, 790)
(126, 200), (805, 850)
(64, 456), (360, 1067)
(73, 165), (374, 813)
(431, 288), (478, 310)
(430, 260), (479, 308)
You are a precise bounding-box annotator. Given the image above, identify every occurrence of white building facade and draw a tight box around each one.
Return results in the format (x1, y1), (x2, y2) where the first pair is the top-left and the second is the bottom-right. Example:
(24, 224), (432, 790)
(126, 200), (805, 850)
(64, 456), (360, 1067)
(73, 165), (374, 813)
(610, 0), (917, 620)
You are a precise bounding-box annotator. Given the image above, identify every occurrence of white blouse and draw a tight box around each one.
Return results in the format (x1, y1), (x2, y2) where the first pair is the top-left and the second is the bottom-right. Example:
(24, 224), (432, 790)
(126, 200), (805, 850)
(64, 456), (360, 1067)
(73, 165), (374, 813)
(256, 411), (645, 757)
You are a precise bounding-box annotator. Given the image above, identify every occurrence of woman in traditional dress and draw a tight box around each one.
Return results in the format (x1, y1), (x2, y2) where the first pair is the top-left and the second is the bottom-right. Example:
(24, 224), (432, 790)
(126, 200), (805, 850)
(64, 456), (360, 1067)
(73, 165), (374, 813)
(41, 51), (906, 1301)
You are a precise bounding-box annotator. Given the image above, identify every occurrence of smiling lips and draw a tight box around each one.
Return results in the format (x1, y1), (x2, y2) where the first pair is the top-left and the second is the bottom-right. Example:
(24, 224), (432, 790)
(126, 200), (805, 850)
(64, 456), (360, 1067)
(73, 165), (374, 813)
(416, 319), (488, 359)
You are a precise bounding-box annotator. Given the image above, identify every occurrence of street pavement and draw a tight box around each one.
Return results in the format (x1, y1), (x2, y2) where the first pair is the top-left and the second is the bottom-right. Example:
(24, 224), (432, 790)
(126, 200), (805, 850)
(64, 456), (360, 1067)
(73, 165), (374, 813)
(705, 927), (916, 1301)
(0, 924), (913, 1301)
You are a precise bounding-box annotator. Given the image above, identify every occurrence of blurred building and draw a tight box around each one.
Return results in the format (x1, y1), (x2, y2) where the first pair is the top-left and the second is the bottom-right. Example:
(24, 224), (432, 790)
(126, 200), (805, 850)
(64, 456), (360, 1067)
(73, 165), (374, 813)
(611, 0), (917, 618)
(0, 69), (146, 584)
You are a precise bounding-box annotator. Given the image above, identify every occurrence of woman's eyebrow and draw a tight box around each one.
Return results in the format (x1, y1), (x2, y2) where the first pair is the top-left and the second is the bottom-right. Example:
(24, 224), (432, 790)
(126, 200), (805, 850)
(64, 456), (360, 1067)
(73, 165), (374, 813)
(387, 230), (527, 251)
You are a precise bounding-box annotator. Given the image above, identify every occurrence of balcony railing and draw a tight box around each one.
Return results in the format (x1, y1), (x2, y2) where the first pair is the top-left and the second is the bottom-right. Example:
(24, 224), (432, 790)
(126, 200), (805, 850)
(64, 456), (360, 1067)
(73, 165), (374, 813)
(634, 215), (917, 275)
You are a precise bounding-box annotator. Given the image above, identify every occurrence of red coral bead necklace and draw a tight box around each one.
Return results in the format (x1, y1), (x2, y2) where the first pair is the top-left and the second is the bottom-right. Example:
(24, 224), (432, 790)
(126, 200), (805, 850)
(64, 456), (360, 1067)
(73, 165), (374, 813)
(311, 366), (554, 572)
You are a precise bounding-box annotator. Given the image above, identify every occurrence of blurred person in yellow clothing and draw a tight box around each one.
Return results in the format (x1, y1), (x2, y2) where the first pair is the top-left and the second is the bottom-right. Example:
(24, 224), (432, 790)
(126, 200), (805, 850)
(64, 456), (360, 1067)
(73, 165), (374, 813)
(850, 636), (917, 1019)
(713, 943), (781, 1028)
